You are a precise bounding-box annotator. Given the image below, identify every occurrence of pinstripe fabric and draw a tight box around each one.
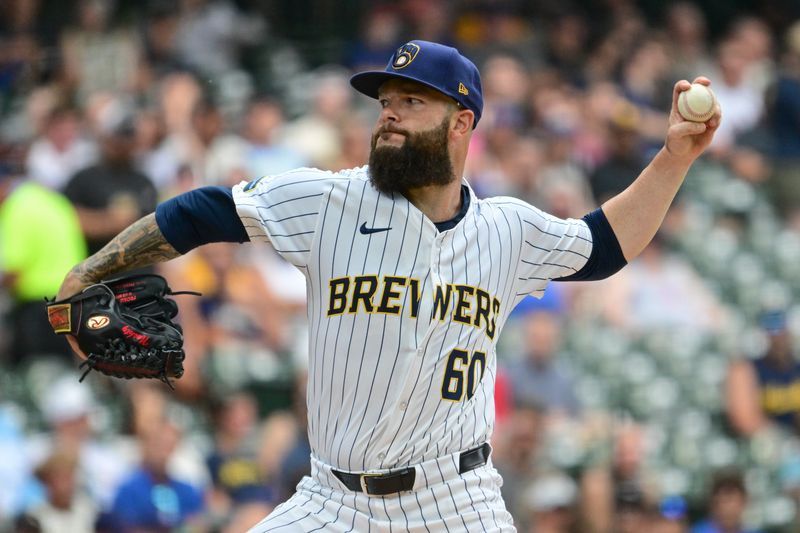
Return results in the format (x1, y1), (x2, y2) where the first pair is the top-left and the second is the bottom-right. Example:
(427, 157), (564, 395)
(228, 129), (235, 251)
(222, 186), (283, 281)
(232, 166), (592, 529)
(247, 453), (514, 532)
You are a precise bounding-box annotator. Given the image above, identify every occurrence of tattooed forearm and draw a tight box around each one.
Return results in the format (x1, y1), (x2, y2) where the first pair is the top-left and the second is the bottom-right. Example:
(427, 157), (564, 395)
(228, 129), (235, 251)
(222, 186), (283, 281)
(70, 213), (180, 284)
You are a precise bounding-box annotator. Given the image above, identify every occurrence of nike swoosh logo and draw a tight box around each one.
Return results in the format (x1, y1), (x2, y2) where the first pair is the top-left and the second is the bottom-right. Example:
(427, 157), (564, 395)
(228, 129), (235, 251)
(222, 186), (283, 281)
(359, 222), (392, 235)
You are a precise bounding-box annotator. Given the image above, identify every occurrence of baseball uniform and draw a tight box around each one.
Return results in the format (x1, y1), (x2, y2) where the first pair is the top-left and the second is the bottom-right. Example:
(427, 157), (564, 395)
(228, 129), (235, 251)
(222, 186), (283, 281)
(232, 166), (593, 532)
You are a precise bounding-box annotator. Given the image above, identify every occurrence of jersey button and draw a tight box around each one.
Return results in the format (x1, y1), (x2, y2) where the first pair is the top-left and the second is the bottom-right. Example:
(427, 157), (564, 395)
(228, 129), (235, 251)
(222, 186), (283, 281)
(378, 452), (386, 460)
(416, 348), (423, 357)
(399, 401), (407, 410)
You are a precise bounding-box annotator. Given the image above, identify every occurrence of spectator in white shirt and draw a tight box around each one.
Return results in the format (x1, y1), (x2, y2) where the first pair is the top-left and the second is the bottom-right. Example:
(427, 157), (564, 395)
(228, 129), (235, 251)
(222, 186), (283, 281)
(25, 106), (97, 191)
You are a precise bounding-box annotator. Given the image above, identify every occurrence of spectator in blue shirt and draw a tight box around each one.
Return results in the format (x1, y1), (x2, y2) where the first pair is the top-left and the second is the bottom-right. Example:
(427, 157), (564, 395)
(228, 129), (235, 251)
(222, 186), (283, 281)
(504, 307), (581, 419)
(691, 469), (762, 533)
(726, 310), (800, 437)
(109, 420), (205, 532)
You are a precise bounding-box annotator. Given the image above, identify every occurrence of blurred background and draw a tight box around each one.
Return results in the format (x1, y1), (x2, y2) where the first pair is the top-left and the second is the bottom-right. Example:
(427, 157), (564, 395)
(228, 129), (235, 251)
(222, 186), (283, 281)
(1, 0), (800, 532)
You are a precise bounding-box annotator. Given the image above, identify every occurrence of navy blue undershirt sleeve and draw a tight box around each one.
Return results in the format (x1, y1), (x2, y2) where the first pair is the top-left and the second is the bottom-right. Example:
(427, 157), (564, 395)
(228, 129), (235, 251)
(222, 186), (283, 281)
(555, 207), (627, 282)
(155, 186), (250, 254)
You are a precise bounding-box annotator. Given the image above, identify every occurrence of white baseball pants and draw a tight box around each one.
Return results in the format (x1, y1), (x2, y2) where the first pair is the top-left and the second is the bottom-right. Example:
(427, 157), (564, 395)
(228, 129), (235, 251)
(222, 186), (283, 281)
(247, 449), (516, 532)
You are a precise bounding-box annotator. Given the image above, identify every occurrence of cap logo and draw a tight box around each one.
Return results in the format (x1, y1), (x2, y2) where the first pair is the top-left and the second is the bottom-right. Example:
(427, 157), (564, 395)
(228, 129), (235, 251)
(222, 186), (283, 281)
(458, 83), (469, 96)
(392, 42), (420, 69)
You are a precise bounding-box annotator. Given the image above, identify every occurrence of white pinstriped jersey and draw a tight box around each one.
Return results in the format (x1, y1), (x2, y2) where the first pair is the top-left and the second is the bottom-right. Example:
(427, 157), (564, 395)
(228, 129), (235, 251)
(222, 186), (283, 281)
(232, 166), (592, 472)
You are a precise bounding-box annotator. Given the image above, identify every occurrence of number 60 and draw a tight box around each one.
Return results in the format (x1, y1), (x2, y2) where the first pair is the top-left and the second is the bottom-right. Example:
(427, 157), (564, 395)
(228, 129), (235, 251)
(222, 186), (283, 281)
(441, 349), (486, 402)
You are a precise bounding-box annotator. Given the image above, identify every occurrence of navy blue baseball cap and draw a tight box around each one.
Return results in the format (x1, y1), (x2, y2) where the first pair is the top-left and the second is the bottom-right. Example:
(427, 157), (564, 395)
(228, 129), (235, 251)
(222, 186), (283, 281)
(350, 40), (483, 128)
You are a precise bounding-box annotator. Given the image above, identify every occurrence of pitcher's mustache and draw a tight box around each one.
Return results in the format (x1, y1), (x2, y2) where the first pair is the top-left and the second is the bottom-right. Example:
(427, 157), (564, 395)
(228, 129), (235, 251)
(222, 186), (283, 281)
(376, 126), (410, 136)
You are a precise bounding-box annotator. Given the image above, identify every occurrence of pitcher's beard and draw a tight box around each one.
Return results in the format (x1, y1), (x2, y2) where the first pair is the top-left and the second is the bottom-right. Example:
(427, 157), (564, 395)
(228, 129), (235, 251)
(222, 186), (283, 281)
(368, 119), (455, 195)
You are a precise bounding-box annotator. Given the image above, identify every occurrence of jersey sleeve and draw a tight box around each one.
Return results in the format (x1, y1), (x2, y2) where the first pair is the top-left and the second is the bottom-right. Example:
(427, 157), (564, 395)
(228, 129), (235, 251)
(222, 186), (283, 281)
(231, 168), (337, 267)
(511, 200), (594, 296)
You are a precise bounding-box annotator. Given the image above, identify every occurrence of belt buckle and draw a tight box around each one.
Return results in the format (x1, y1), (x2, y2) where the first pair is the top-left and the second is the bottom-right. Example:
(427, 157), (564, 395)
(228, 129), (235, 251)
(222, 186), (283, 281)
(359, 473), (382, 495)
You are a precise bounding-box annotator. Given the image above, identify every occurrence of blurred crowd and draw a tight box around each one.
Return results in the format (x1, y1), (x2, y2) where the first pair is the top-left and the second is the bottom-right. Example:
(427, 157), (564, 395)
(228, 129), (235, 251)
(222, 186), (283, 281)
(2, 0), (800, 532)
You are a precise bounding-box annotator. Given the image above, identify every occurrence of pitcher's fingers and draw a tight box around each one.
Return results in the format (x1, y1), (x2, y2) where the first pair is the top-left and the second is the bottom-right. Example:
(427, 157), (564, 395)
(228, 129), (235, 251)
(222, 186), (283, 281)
(672, 79), (692, 112)
(706, 107), (722, 129)
(671, 121), (707, 138)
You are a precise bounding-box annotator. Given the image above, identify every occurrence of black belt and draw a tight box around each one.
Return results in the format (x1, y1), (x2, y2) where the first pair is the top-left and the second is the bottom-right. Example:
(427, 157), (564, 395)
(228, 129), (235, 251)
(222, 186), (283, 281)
(331, 443), (491, 496)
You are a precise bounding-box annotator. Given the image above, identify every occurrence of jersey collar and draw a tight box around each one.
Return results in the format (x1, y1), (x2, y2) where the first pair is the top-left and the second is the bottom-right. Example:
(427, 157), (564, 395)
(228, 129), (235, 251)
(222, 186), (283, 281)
(433, 184), (470, 232)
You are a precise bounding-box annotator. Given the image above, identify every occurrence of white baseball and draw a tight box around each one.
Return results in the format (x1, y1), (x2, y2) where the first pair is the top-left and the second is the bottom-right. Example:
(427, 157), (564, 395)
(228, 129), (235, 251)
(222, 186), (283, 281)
(677, 83), (717, 122)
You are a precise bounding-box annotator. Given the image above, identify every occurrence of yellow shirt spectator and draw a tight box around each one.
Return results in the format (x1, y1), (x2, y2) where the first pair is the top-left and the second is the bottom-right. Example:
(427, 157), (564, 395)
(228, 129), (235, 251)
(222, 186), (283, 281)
(0, 181), (87, 301)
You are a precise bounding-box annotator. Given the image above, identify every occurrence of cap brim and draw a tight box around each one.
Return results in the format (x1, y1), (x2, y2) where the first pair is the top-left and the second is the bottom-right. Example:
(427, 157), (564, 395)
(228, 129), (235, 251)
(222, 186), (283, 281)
(350, 71), (451, 100)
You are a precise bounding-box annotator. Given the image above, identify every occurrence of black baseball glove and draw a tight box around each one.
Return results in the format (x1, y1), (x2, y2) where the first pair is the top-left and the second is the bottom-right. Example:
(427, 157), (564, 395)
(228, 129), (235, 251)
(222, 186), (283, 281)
(47, 274), (198, 386)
